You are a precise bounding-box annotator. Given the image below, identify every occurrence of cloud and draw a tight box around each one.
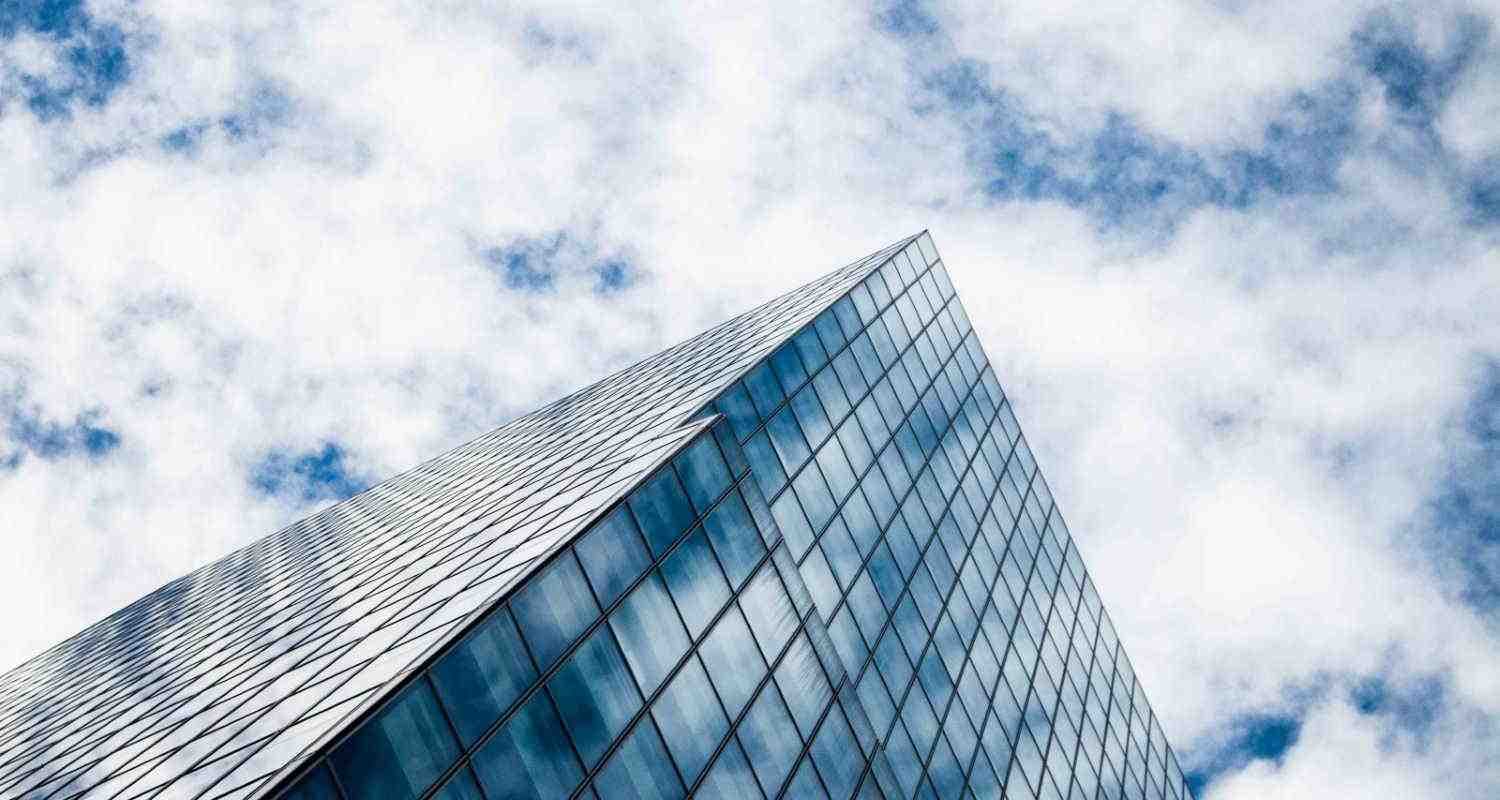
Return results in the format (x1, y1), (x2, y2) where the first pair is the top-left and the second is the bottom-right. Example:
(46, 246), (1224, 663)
(3, 1), (1500, 798)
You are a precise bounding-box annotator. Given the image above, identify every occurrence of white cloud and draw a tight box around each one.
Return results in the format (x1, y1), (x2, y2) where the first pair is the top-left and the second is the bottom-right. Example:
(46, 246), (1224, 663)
(3, 1), (1500, 796)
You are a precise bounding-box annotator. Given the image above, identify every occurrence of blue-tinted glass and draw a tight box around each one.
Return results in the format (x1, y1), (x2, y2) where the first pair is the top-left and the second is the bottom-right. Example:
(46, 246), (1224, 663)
(849, 283), (878, 322)
(594, 718), (685, 800)
(771, 343), (810, 393)
(715, 422), (750, 478)
(739, 563), (799, 661)
(744, 430), (788, 498)
(431, 767), (485, 800)
(767, 406), (813, 472)
(661, 526), (731, 639)
(745, 362), (784, 419)
(629, 467), (697, 556)
(699, 606), (766, 718)
(820, 520), (860, 589)
(811, 707), (862, 800)
(787, 757), (831, 799)
(795, 327), (831, 373)
(512, 553), (600, 668)
(702, 488), (767, 589)
(717, 381), (761, 441)
(675, 436), (732, 515)
(653, 655), (730, 782)
(611, 571), (691, 694)
(813, 369), (852, 423)
(575, 505), (652, 610)
(739, 683), (803, 793)
(832, 296), (863, 340)
(775, 633), (833, 739)
(431, 608), (537, 746)
(330, 679), (460, 800)
(793, 464), (838, 533)
(815, 307), (847, 352)
(817, 439), (858, 504)
(698, 738), (766, 800)
(771, 491), (816, 560)
(283, 765), (338, 800)
(549, 626), (643, 766)
(790, 385), (833, 448)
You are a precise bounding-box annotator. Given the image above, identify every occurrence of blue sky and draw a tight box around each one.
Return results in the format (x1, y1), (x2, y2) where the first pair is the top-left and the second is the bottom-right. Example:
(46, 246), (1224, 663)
(3, 1), (1500, 797)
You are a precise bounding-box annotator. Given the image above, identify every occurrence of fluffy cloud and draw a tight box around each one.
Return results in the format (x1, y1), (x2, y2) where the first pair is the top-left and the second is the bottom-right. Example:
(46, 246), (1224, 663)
(3, 0), (1499, 797)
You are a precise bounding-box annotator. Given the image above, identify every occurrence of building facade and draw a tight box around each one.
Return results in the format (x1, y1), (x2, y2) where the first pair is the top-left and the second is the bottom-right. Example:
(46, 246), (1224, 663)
(0, 234), (1192, 800)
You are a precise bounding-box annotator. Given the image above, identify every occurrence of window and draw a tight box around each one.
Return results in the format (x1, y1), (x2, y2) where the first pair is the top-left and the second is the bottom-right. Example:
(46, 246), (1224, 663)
(611, 571), (691, 695)
(593, 718), (685, 800)
(512, 553), (600, 669)
(674, 436), (732, 516)
(738, 683), (803, 793)
(575, 506), (652, 609)
(702, 488), (766, 589)
(652, 656), (730, 783)
(661, 527), (731, 639)
(329, 679), (460, 800)
(430, 608), (537, 746)
(628, 467), (697, 556)
(549, 626), (643, 767)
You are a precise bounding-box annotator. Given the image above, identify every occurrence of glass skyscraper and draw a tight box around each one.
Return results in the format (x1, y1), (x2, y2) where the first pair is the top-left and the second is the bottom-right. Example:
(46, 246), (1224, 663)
(0, 233), (1193, 800)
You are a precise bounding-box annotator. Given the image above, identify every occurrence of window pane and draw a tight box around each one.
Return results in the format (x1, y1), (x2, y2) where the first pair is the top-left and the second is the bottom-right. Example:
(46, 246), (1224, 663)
(431, 767), (485, 800)
(330, 679), (461, 800)
(431, 608), (536, 746)
(652, 656), (730, 783)
(786, 757), (831, 799)
(575, 506), (652, 610)
(549, 626), (643, 767)
(594, 718), (685, 800)
(611, 571), (691, 695)
(472, 691), (583, 800)
(702, 488), (767, 589)
(629, 467), (697, 556)
(717, 381), (760, 442)
(812, 708), (862, 800)
(675, 436), (732, 515)
(661, 526), (730, 639)
(283, 765), (338, 800)
(791, 384), (833, 448)
(698, 738), (766, 800)
(699, 606), (766, 719)
(774, 633), (833, 739)
(771, 491), (816, 560)
(512, 553), (600, 669)
(767, 406), (812, 473)
(745, 361), (784, 419)
(739, 562), (799, 661)
(743, 431), (788, 498)
(771, 343), (810, 394)
(738, 683), (802, 793)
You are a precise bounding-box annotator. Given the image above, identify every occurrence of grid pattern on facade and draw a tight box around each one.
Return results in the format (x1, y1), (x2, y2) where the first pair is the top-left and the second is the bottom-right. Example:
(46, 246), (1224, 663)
(0, 237), (914, 800)
(274, 416), (888, 800)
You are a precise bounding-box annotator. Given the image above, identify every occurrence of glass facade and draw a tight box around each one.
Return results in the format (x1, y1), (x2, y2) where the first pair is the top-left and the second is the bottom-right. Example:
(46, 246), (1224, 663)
(0, 233), (1191, 800)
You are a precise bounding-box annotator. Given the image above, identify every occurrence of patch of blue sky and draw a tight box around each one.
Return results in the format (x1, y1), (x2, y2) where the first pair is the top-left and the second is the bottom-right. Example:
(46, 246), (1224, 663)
(249, 442), (369, 505)
(1185, 711), (1304, 795)
(2, 0), (131, 120)
(483, 231), (638, 295)
(2, 403), (120, 468)
(1426, 358), (1500, 612)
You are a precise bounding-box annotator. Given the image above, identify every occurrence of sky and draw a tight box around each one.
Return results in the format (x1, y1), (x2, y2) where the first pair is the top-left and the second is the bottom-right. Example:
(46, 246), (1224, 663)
(2, 0), (1499, 797)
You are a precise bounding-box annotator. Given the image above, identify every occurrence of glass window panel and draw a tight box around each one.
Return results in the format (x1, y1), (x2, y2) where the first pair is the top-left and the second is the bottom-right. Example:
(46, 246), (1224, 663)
(850, 282), (878, 323)
(811, 707), (862, 800)
(772, 343), (810, 394)
(716, 381), (760, 442)
(837, 417), (875, 477)
(744, 430), (788, 498)
(791, 384), (834, 449)
(594, 718), (685, 800)
(771, 491), (816, 561)
(699, 606), (767, 719)
(816, 307), (847, 352)
(740, 563), (799, 661)
(675, 436), (732, 516)
(431, 767), (485, 800)
(512, 552), (600, 669)
(745, 363), (784, 419)
(329, 679), (460, 800)
(703, 488), (767, 589)
(775, 632), (833, 739)
(787, 757), (832, 799)
(767, 406), (813, 473)
(575, 506), (652, 609)
(715, 422), (750, 478)
(833, 297), (863, 341)
(802, 544), (841, 617)
(697, 738), (765, 800)
(817, 438), (858, 503)
(820, 519), (861, 589)
(813, 368), (852, 424)
(431, 607), (537, 746)
(739, 683), (803, 793)
(282, 765), (338, 800)
(792, 463), (838, 533)
(612, 571), (691, 695)
(549, 626), (643, 767)
(652, 656), (730, 783)
(628, 467), (697, 556)
(795, 327), (831, 373)
(832, 348), (870, 398)
(661, 526), (730, 639)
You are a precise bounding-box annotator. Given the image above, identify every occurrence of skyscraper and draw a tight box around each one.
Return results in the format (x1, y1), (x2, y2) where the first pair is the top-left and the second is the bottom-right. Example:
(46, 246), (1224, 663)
(0, 233), (1193, 800)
